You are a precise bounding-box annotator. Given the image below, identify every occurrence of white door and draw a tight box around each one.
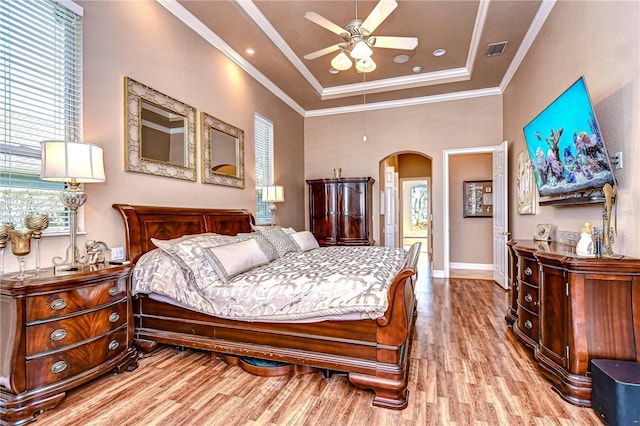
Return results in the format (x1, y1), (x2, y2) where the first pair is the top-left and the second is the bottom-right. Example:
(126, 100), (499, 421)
(492, 141), (509, 288)
(384, 165), (396, 247)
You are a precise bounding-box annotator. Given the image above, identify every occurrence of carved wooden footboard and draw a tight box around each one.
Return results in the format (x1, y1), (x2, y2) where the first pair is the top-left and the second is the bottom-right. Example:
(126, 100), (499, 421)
(113, 204), (419, 409)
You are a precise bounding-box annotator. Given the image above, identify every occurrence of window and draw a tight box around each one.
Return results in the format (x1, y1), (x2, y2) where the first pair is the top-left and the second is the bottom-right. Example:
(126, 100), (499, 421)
(1, 0), (83, 232)
(254, 113), (274, 225)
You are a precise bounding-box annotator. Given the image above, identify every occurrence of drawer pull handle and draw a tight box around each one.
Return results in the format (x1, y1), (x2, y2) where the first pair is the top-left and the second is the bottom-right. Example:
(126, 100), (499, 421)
(51, 361), (67, 374)
(50, 329), (67, 341)
(524, 267), (533, 276)
(524, 320), (533, 330)
(108, 287), (118, 297)
(50, 299), (67, 311)
(109, 313), (120, 323)
(535, 300), (541, 307)
(108, 340), (119, 351)
(524, 294), (533, 303)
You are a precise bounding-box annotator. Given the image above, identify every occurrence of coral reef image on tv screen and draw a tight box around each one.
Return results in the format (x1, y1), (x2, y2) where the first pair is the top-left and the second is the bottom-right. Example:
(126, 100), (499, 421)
(523, 77), (615, 197)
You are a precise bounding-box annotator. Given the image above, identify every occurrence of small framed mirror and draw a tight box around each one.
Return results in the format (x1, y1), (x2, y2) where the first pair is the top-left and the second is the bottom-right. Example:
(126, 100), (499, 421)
(201, 112), (244, 188)
(125, 77), (196, 181)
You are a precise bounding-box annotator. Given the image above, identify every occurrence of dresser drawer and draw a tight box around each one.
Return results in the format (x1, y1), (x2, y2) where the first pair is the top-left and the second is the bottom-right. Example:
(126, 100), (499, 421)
(517, 282), (540, 314)
(26, 279), (126, 322)
(25, 300), (127, 356)
(25, 327), (127, 390)
(516, 307), (539, 343)
(518, 257), (539, 286)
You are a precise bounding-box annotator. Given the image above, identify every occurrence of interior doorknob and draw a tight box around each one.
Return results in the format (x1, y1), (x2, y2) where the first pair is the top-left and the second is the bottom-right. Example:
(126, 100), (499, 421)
(500, 232), (511, 236)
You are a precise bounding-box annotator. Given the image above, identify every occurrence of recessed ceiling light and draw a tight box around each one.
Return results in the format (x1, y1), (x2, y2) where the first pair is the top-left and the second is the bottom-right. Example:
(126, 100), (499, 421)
(433, 49), (446, 57)
(412, 66), (422, 73)
(245, 48), (255, 55)
(393, 54), (410, 64)
(329, 68), (339, 74)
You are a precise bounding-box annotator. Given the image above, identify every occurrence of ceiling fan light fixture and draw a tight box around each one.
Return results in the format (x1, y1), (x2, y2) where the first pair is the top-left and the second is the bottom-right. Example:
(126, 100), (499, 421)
(331, 51), (352, 70)
(356, 57), (377, 73)
(350, 40), (373, 59)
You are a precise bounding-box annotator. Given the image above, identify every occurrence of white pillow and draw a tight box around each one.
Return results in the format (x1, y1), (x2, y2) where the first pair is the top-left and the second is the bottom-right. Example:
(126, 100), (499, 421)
(290, 231), (320, 252)
(202, 239), (269, 283)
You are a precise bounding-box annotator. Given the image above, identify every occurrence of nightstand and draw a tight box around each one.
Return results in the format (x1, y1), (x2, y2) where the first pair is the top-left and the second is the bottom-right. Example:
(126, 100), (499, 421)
(0, 264), (138, 425)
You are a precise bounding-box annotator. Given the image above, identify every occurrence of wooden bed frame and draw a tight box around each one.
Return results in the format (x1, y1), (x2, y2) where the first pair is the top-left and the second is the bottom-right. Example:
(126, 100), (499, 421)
(113, 204), (420, 409)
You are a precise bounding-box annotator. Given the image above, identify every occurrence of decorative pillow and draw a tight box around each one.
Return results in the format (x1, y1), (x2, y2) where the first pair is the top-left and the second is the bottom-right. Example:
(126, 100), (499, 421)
(290, 231), (320, 252)
(250, 224), (296, 235)
(236, 232), (279, 261)
(202, 239), (269, 283)
(258, 227), (301, 257)
(151, 233), (238, 280)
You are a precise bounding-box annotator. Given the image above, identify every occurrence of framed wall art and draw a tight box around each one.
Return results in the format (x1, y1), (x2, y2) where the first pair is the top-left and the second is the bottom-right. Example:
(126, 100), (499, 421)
(517, 149), (537, 215)
(463, 180), (493, 218)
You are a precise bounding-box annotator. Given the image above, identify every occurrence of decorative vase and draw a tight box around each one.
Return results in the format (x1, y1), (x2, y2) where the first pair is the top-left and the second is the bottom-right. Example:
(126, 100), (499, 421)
(0, 223), (14, 275)
(10, 229), (33, 280)
(25, 213), (49, 271)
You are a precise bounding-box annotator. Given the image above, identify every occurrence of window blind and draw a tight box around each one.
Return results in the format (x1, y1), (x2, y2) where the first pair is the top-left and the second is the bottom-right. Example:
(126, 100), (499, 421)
(254, 113), (274, 225)
(1, 0), (83, 232)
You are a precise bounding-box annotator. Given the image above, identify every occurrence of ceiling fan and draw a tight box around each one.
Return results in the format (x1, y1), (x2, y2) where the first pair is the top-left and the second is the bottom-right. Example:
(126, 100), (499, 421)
(303, 0), (418, 73)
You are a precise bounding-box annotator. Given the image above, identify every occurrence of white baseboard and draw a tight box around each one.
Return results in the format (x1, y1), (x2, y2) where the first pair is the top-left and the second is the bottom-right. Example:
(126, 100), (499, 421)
(449, 262), (493, 271)
(432, 269), (445, 278)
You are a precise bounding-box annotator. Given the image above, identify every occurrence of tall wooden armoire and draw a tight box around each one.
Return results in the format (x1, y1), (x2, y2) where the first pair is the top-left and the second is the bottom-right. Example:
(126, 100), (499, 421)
(306, 177), (374, 246)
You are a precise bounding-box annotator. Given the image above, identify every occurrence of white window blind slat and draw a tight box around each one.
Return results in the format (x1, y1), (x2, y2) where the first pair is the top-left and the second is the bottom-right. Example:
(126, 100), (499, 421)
(254, 113), (274, 225)
(1, 0), (83, 231)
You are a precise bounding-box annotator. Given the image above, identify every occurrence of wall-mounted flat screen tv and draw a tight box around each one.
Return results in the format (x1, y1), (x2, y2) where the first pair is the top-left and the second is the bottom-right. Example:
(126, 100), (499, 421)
(523, 77), (616, 198)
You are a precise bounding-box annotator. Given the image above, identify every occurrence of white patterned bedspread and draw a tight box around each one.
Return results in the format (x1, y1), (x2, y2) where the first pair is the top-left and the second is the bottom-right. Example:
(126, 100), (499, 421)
(133, 245), (408, 322)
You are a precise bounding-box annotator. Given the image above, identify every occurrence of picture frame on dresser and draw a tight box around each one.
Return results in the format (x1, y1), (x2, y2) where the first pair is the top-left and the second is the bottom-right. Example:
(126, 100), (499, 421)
(533, 224), (552, 241)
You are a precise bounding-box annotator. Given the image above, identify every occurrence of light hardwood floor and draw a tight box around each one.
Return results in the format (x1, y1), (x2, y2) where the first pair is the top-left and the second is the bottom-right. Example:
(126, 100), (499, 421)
(35, 262), (603, 425)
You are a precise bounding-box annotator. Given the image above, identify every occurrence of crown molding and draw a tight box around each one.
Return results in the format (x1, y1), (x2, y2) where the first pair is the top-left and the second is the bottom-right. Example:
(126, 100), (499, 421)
(305, 87), (502, 117)
(156, 0), (306, 116)
(499, 0), (556, 92)
(466, 0), (490, 74)
(320, 67), (470, 99)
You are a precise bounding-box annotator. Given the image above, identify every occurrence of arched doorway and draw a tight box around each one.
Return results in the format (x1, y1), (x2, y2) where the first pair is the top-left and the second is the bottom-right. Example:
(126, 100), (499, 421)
(378, 152), (432, 256)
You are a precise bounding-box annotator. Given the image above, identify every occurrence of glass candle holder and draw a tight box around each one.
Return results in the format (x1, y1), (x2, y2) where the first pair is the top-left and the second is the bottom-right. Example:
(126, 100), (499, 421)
(0, 223), (14, 275)
(25, 213), (49, 272)
(10, 229), (33, 280)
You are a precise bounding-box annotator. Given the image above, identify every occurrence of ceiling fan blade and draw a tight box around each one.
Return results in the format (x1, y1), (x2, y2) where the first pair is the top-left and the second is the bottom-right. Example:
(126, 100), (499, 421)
(372, 36), (418, 50)
(304, 44), (342, 60)
(304, 12), (347, 36)
(361, 0), (398, 34)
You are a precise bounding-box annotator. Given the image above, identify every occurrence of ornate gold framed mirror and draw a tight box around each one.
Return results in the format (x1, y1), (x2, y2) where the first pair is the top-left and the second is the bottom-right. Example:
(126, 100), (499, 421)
(124, 77), (196, 181)
(201, 112), (244, 188)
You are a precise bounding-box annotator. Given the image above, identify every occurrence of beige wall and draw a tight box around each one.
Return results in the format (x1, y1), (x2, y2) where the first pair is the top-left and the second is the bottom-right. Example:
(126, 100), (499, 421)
(6, 0), (304, 272)
(504, 1), (640, 257)
(305, 95), (503, 270)
(449, 154), (493, 264)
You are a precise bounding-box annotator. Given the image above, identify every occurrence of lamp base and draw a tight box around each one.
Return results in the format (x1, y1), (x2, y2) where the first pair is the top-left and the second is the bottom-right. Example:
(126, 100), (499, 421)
(268, 203), (278, 226)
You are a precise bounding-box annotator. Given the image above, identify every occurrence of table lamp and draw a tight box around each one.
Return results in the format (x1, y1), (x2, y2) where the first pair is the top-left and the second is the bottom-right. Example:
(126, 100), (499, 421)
(261, 185), (284, 226)
(40, 141), (106, 270)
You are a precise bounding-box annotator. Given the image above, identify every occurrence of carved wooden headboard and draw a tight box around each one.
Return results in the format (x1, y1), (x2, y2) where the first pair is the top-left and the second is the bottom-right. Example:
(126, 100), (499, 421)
(112, 204), (254, 262)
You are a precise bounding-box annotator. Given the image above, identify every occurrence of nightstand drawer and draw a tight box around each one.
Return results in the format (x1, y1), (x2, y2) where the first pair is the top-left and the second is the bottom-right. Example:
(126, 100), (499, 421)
(26, 279), (126, 322)
(518, 282), (540, 314)
(26, 300), (127, 356)
(25, 327), (127, 390)
(516, 307), (539, 343)
(518, 257), (539, 286)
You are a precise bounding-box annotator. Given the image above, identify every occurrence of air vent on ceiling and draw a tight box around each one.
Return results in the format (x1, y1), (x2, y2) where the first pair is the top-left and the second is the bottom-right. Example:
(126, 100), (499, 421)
(486, 41), (508, 57)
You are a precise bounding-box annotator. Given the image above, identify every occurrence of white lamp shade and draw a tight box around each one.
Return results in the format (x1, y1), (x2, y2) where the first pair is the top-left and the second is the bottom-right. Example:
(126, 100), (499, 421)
(356, 57), (377, 73)
(40, 141), (106, 183)
(331, 51), (352, 71)
(350, 40), (373, 59)
(262, 185), (284, 202)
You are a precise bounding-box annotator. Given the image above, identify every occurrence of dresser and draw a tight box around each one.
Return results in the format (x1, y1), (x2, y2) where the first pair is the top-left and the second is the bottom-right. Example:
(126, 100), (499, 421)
(306, 177), (374, 246)
(507, 240), (640, 406)
(0, 264), (138, 425)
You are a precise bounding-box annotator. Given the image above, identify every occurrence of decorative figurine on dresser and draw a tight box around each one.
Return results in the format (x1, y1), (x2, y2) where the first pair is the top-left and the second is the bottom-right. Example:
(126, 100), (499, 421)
(0, 263), (138, 425)
(505, 239), (640, 407)
(306, 176), (374, 246)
